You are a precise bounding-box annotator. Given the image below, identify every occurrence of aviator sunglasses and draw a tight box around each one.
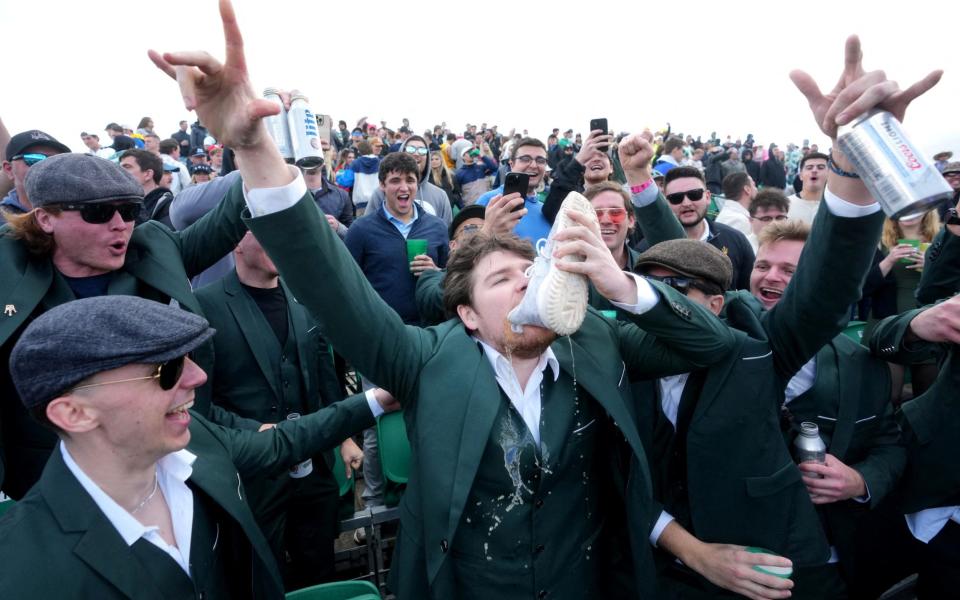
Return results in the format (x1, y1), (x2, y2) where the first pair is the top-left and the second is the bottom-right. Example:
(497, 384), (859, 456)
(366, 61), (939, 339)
(70, 355), (187, 392)
(403, 146), (429, 156)
(594, 207), (627, 224)
(665, 188), (706, 205)
(58, 202), (142, 224)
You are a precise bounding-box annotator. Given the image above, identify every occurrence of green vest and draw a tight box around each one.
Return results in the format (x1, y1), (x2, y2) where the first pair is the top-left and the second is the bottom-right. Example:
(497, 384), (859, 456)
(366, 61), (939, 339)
(451, 373), (603, 600)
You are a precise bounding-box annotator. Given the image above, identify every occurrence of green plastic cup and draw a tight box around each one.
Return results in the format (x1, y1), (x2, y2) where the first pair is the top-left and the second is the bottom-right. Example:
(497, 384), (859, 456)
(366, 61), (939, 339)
(746, 547), (793, 579)
(406, 239), (428, 263)
(897, 238), (920, 264)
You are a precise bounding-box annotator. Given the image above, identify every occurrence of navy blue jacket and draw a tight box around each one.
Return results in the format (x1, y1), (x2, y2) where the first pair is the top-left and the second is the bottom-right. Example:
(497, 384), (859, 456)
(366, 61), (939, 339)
(345, 207), (449, 325)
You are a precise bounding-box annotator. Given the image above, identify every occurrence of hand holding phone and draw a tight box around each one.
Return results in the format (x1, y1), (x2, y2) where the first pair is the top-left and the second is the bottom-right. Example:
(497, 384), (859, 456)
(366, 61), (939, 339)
(503, 172), (530, 211)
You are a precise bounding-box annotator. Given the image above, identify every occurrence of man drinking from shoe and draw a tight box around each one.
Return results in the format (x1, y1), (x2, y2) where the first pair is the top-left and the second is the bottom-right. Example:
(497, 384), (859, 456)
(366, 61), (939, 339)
(147, 4), (739, 597)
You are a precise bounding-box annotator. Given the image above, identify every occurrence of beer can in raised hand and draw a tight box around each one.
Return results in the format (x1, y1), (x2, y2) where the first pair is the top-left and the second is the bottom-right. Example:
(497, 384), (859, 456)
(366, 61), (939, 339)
(287, 94), (323, 163)
(837, 110), (952, 220)
(263, 88), (294, 160)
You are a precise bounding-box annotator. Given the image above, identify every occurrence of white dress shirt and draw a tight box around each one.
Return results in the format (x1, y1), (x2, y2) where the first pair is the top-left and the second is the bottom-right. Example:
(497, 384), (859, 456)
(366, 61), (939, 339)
(60, 442), (196, 575)
(715, 200), (758, 251)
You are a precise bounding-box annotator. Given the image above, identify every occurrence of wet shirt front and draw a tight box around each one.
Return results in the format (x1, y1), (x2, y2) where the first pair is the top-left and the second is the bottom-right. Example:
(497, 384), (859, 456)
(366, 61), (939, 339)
(452, 372), (605, 600)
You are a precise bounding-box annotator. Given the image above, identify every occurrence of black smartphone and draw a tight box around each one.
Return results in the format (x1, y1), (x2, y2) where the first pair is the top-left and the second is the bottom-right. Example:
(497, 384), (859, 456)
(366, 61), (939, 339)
(503, 172), (530, 211)
(590, 118), (609, 152)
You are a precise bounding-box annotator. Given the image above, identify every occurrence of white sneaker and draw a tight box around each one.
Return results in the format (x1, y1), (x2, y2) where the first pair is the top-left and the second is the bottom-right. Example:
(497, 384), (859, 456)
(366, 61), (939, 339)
(508, 191), (596, 336)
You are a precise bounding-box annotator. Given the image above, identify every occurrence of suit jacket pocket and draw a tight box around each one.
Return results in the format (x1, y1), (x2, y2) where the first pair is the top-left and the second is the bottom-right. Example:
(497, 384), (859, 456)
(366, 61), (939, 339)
(744, 461), (802, 497)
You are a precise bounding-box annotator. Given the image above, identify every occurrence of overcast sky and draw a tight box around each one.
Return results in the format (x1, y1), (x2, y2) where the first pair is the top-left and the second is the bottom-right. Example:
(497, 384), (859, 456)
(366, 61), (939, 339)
(3, 0), (957, 158)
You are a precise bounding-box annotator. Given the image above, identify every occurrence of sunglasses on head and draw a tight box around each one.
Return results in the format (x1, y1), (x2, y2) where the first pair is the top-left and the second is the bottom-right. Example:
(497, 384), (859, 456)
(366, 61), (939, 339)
(11, 153), (49, 167)
(594, 207), (627, 224)
(665, 188), (706, 205)
(58, 202), (142, 224)
(404, 146), (429, 156)
(70, 355), (186, 392)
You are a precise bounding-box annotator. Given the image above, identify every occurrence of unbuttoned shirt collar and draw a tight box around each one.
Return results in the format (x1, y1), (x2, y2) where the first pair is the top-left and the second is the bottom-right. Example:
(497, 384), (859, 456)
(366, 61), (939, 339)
(382, 202), (419, 238)
(60, 442), (197, 575)
(475, 337), (560, 445)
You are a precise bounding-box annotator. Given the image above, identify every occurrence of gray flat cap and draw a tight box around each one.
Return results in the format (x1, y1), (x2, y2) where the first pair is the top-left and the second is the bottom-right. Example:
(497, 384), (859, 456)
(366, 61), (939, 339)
(635, 238), (733, 291)
(24, 153), (144, 208)
(10, 296), (215, 409)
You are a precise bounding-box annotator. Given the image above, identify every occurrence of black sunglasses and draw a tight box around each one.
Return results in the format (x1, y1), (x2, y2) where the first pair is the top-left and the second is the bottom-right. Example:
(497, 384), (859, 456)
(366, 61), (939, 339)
(645, 273), (721, 296)
(58, 202), (142, 224)
(665, 188), (706, 205)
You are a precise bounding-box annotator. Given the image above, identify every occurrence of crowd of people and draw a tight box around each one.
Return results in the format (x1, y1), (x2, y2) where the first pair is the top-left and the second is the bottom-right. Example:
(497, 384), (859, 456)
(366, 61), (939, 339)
(1, 3), (959, 600)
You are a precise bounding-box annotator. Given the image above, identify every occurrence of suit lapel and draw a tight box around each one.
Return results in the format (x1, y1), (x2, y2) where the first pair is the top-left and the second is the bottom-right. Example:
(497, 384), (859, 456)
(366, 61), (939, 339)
(0, 257), (54, 346)
(41, 449), (164, 600)
(444, 342), (502, 544)
(123, 246), (202, 314)
(552, 336), (646, 464)
(824, 339), (857, 459)
(224, 273), (282, 402)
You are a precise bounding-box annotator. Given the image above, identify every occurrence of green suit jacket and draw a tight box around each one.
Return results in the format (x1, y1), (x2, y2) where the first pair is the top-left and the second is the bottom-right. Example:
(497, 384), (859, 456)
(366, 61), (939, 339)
(0, 396), (374, 599)
(0, 179), (251, 498)
(631, 192), (886, 574)
(870, 226), (960, 515)
(244, 190), (737, 599)
(195, 271), (345, 544)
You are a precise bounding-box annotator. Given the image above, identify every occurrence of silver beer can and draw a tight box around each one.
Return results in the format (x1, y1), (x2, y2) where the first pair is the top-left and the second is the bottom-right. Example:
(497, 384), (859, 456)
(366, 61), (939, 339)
(286, 412), (313, 479)
(287, 94), (323, 163)
(793, 421), (826, 465)
(837, 110), (952, 220)
(263, 87), (294, 160)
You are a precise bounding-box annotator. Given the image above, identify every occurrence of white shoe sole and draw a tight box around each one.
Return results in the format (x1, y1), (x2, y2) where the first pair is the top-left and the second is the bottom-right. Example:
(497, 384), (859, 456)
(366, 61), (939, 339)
(536, 192), (595, 335)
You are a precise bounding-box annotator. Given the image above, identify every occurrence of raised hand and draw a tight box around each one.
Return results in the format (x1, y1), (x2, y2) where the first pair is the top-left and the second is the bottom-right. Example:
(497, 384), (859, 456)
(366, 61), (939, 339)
(148, 0), (277, 151)
(790, 35), (942, 140)
(617, 131), (655, 186)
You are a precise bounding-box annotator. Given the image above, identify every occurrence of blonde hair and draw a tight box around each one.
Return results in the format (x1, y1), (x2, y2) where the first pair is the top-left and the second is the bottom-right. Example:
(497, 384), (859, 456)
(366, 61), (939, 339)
(881, 211), (941, 250)
(429, 154), (455, 188)
(3, 207), (59, 256)
(758, 218), (810, 248)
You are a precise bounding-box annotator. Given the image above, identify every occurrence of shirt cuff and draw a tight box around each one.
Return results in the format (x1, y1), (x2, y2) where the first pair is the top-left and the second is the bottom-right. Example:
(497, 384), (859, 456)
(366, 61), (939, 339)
(631, 182), (661, 208)
(609, 272), (660, 315)
(243, 165), (307, 217)
(823, 186), (882, 217)
(365, 388), (385, 419)
(853, 479), (872, 504)
(650, 510), (675, 546)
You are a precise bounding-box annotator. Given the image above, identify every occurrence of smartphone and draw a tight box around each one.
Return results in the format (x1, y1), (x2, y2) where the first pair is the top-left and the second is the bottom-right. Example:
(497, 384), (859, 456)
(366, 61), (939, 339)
(590, 118), (609, 152)
(503, 172), (530, 211)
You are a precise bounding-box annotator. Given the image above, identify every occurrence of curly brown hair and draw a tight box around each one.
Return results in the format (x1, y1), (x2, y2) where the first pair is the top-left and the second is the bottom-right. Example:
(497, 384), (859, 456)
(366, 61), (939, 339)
(442, 233), (535, 319)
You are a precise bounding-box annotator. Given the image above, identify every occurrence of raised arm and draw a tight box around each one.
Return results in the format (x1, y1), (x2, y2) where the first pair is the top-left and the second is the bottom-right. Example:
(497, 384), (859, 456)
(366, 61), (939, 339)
(766, 35), (940, 378)
(619, 132), (686, 248)
(148, 0), (430, 403)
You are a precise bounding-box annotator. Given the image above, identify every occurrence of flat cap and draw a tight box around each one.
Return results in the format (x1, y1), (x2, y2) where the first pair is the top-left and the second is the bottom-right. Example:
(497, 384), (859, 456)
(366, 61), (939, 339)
(10, 296), (215, 409)
(24, 153), (144, 207)
(941, 161), (960, 175)
(635, 238), (733, 291)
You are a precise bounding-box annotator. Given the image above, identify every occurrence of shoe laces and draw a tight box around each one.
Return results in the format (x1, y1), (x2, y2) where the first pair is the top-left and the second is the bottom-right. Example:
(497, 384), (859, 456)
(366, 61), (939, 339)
(524, 238), (551, 279)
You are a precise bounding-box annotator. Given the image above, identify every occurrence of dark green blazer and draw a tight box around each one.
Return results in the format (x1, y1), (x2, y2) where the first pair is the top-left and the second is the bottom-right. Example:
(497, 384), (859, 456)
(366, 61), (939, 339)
(916, 225), (960, 304)
(245, 190), (737, 600)
(0, 396), (374, 600)
(870, 221), (960, 516)
(195, 271), (343, 424)
(195, 271), (344, 545)
(0, 180), (251, 498)
(631, 193), (886, 572)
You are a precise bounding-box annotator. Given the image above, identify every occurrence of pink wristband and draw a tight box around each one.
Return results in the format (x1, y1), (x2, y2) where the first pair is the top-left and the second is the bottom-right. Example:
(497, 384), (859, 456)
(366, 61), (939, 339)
(630, 179), (655, 195)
